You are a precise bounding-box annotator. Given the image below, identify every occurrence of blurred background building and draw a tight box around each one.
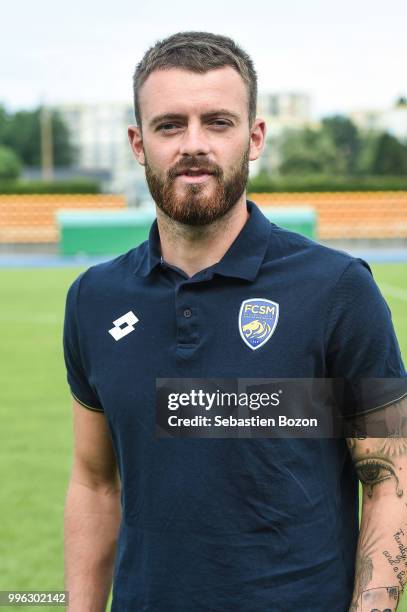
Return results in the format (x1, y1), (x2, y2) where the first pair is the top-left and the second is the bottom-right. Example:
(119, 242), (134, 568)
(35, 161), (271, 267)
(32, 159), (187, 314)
(351, 97), (407, 142)
(56, 102), (148, 203)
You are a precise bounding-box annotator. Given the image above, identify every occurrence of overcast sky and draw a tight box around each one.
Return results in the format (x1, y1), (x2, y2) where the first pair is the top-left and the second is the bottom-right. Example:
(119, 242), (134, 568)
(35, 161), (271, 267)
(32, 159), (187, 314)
(2, 0), (406, 118)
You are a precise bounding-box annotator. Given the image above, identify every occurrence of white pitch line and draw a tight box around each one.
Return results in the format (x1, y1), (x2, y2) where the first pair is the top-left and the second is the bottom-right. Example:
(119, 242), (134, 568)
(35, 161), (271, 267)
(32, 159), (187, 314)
(380, 284), (407, 302)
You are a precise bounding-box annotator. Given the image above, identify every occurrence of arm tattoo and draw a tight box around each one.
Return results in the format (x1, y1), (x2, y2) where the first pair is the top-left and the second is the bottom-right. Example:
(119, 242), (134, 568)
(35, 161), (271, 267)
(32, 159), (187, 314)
(347, 398), (407, 610)
(382, 528), (407, 591)
(360, 585), (399, 611)
(347, 398), (407, 498)
(349, 525), (380, 611)
(354, 456), (403, 498)
(378, 439), (407, 458)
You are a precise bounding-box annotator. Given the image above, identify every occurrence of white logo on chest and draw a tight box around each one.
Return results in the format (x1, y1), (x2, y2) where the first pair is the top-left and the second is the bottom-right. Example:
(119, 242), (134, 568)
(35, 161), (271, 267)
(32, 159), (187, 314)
(108, 311), (139, 341)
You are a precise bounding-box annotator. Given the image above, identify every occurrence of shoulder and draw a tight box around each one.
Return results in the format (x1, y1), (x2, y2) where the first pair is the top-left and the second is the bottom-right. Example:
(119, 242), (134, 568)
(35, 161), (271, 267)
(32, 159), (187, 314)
(263, 219), (372, 288)
(66, 241), (148, 301)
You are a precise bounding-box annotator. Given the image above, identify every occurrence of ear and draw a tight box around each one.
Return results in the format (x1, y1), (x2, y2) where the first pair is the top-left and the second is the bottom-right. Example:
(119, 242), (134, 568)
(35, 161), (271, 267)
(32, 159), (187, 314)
(248, 118), (266, 162)
(128, 124), (145, 166)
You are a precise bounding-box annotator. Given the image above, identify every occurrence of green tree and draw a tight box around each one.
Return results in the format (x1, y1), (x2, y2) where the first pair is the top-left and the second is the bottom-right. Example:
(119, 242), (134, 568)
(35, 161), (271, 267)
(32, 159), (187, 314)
(0, 105), (10, 142)
(356, 131), (381, 176)
(372, 132), (407, 175)
(278, 127), (342, 175)
(2, 107), (75, 167)
(321, 115), (360, 175)
(0, 145), (22, 180)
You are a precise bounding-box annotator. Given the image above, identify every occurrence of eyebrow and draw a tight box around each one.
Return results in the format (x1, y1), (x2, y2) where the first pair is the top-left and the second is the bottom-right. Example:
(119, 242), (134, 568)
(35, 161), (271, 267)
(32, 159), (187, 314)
(149, 109), (241, 128)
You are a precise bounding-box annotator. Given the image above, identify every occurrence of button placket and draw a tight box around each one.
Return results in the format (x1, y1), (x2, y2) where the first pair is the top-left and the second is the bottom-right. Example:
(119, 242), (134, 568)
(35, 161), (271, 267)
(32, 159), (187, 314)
(175, 283), (198, 348)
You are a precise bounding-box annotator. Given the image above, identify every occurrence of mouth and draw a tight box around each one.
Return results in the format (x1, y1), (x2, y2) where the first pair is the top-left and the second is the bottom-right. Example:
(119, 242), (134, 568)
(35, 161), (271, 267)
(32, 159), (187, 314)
(176, 169), (214, 184)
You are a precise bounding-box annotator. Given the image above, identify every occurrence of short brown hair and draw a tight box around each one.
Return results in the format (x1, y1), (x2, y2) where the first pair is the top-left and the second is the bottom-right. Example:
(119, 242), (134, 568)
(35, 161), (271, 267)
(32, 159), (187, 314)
(133, 31), (257, 127)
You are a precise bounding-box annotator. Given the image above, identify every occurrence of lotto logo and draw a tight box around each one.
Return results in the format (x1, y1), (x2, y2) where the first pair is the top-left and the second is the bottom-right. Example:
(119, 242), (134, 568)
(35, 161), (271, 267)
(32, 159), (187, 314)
(108, 311), (139, 341)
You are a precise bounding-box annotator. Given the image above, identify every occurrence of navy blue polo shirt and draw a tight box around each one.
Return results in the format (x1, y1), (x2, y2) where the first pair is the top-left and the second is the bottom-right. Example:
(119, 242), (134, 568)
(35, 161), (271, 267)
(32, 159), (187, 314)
(63, 200), (406, 612)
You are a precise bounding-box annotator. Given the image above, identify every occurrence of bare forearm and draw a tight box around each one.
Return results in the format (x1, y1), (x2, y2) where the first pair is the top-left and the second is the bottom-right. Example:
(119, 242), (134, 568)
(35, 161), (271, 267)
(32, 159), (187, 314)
(349, 491), (406, 611)
(64, 479), (121, 612)
(347, 423), (407, 611)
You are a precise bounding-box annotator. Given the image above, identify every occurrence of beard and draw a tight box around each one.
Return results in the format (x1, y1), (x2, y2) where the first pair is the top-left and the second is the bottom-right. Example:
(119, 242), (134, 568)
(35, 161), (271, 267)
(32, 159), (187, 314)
(144, 147), (249, 226)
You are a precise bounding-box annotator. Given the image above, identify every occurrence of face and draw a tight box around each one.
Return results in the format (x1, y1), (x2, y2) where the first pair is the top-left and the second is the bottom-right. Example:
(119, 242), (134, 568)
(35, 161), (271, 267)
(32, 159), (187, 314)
(128, 66), (265, 226)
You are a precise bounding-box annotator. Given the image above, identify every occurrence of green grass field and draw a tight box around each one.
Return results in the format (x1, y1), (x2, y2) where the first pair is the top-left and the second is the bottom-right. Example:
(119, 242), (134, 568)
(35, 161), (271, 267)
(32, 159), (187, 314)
(0, 262), (406, 610)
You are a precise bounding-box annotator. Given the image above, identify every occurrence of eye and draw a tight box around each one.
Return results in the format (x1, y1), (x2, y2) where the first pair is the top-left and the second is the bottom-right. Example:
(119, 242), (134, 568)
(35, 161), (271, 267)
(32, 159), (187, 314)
(355, 457), (403, 498)
(356, 458), (393, 484)
(157, 123), (181, 133)
(210, 119), (232, 128)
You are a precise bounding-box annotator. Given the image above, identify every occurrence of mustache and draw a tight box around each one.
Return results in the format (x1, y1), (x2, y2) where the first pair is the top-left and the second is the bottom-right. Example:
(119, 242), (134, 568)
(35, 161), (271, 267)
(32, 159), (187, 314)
(167, 157), (223, 180)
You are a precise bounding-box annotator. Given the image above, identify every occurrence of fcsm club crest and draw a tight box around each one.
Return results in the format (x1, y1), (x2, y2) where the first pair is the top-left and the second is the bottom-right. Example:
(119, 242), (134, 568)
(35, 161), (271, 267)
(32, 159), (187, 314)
(239, 298), (279, 350)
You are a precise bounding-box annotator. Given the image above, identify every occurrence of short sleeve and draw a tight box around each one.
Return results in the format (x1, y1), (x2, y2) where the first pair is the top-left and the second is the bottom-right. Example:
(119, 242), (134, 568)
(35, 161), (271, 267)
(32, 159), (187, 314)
(63, 274), (104, 412)
(325, 258), (407, 417)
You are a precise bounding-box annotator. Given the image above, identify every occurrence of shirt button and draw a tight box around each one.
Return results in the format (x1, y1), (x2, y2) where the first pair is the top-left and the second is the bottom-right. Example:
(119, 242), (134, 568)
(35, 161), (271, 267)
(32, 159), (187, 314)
(183, 308), (192, 318)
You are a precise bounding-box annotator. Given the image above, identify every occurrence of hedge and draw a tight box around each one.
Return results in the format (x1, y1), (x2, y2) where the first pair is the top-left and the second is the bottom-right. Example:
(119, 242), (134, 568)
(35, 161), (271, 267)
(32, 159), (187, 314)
(0, 179), (101, 194)
(248, 174), (407, 193)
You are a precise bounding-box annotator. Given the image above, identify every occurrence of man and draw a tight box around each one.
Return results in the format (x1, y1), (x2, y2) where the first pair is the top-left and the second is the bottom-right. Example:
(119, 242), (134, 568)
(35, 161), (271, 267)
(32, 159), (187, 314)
(63, 32), (407, 611)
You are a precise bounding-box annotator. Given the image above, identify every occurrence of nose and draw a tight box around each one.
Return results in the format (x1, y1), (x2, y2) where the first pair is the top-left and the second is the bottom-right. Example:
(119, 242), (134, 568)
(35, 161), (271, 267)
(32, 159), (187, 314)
(178, 123), (210, 157)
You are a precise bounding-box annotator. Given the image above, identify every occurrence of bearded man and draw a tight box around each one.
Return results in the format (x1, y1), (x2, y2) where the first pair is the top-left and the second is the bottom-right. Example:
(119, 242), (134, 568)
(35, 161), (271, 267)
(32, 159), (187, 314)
(63, 31), (407, 612)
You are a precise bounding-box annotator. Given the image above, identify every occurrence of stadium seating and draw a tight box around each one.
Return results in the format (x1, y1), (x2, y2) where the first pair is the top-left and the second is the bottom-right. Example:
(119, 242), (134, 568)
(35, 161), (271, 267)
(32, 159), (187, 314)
(251, 192), (407, 239)
(0, 192), (406, 243)
(0, 195), (125, 243)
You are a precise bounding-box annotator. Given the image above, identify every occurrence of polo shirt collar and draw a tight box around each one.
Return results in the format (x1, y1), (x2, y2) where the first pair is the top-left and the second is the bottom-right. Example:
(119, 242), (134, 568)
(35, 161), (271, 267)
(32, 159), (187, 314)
(133, 217), (162, 277)
(133, 200), (271, 282)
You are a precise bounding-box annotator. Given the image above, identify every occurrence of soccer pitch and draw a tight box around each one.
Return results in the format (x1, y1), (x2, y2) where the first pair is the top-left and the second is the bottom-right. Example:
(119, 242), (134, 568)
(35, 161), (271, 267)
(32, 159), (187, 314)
(0, 262), (406, 610)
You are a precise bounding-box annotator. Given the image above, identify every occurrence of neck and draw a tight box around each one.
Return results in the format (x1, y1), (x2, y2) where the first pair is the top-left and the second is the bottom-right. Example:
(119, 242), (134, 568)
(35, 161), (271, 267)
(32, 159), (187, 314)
(156, 193), (249, 278)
